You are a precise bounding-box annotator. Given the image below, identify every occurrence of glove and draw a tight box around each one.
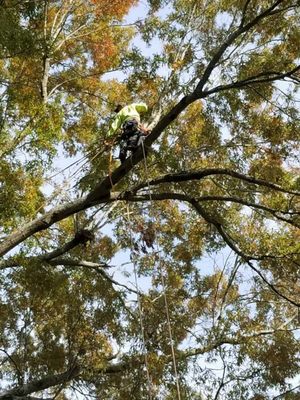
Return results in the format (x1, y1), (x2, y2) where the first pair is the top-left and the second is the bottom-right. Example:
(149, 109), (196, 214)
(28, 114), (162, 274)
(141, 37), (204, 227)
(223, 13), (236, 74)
(104, 139), (114, 150)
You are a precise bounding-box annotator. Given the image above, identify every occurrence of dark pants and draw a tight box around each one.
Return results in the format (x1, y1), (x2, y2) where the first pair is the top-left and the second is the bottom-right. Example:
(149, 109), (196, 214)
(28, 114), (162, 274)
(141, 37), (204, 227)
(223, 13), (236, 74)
(119, 120), (145, 163)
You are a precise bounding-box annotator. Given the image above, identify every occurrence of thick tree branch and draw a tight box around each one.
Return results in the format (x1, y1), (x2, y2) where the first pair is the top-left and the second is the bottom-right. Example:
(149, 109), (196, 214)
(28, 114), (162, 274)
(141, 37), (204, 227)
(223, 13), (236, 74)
(240, 0), (252, 27)
(3, 184), (297, 308)
(0, 357), (135, 400)
(41, 56), (50, 103)
(194, 195), (300, 228)
(132, 168), (300, 196)
(0, 93), (197, 257)
(0, 256), (111, 271)
(43, 229), (94, 261)
(46, 258), (112, 269)
(85, 92), (197, 203)
(0, 197), (97, 257)
(0, 364), (80, 400)
(119, 191), (299, 223)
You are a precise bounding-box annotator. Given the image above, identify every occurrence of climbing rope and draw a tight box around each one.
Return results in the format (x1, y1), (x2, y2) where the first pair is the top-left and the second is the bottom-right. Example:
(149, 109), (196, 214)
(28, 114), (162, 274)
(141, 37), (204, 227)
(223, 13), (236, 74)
(46, 143), (108, 183)
(46, 153), (89, 181)
(126, 204), (154, 400)
(140, 140), (182, 400)
(69, 146), (106, 181)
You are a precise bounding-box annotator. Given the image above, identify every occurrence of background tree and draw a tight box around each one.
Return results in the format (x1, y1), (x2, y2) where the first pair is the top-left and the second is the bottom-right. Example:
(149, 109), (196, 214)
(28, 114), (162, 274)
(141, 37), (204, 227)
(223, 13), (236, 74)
(0, 0), (300, 399)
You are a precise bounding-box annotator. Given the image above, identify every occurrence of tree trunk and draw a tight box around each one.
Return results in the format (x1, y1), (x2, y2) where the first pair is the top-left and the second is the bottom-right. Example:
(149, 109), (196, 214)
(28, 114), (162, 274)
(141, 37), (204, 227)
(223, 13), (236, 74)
(41, 55), (50, 103)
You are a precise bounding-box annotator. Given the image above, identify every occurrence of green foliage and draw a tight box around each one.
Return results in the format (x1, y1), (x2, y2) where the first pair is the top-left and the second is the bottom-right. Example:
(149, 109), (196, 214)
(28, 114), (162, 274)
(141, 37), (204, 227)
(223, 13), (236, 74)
(0, 0), (300, 399)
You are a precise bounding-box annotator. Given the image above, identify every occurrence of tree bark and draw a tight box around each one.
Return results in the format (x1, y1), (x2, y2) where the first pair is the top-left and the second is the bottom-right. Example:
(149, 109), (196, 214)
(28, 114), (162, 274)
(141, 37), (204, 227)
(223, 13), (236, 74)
(0, 365), (80, 399)
(41, 56), (50, 103)
(131, 168), (300, 196)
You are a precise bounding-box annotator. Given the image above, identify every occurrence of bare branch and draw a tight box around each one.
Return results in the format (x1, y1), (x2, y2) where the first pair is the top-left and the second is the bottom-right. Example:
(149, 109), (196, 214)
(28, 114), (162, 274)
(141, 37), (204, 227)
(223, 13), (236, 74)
(240, 0), (252, 27)
(205, 65), (300, 95)
(131, 168), (300, 196)
(95, 268), (139, 296)
(46, 258), (112, 269)
(195, 0), (287, 93)
(213, 348), (226, 400)
(0, 349), (23, 384)
(272, 384), (300, 399)
(196, 195), (300, 228)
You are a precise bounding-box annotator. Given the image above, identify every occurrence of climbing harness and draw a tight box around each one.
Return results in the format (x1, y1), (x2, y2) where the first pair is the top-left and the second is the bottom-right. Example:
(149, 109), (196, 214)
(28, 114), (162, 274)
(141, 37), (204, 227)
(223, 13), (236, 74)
(119, 120), (147, 164)
(121, 119), (140, 139)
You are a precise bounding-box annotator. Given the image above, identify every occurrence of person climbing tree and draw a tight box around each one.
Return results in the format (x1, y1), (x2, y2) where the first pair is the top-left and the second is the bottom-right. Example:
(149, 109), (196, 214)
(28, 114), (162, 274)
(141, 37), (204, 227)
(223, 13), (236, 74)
(106, 102), (149, 163)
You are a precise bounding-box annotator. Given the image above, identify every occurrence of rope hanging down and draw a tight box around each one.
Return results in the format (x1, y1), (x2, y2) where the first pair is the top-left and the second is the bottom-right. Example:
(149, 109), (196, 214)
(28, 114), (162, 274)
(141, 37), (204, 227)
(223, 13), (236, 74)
(140, 141), (182, 400)
(126, 204), (154, 400)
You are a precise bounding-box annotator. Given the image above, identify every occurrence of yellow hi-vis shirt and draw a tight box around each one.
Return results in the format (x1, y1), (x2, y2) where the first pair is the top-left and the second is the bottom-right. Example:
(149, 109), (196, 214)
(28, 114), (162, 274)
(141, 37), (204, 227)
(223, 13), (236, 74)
(107, 103), (148, 138)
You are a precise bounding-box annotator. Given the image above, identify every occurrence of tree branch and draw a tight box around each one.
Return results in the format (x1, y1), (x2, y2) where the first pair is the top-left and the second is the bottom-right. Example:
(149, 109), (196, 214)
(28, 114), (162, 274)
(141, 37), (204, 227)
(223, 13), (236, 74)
(272, 384), (300, 399)
(43, 229), (94, 261)
(7, 397), (52, 400)
(183, 327), (299, 359)
(204, 65), (300, 96)
(195, 195), (300, 228)
(240, 0), (252, 27)
(131, 168), (300, 196)
(0, 92), (197, 257)
(46, 258), (112, 269)
(195, 0), (287, 93)
(0, 349), (23, 385)
(118, 190), (300, 307)
(0, 256), (111, 271)
(2, 324), (295, 399)
(189, 200), (300, 308)
(0, 197), (97, 257)
(0, 364), (80, 400)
